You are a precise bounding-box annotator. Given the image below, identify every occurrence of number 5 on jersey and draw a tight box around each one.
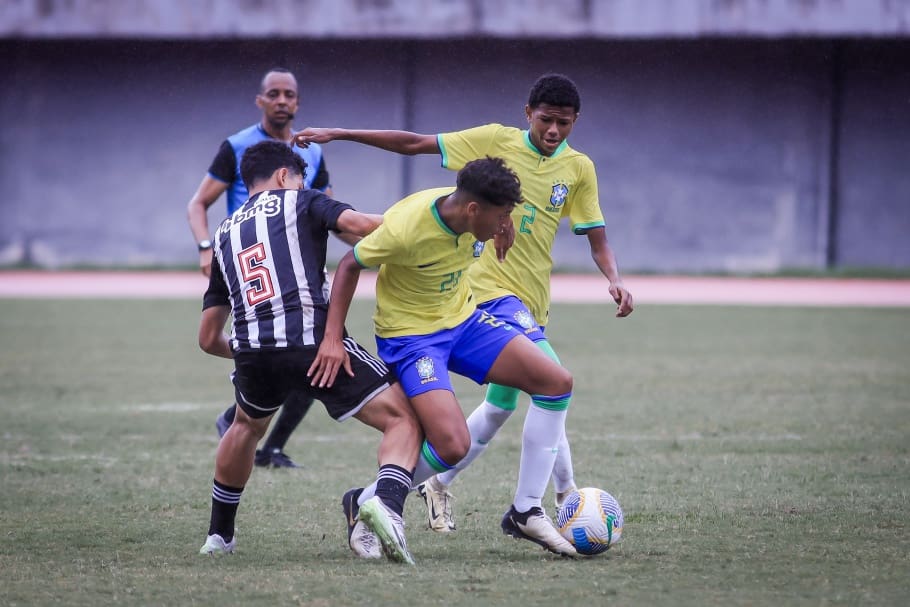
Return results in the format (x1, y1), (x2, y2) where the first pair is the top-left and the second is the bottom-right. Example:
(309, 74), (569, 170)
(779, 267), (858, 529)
(238, 243), (275, 306)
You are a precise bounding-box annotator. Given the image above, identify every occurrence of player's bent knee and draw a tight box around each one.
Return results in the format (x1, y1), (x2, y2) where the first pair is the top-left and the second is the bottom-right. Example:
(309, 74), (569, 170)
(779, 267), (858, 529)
(429, 432), (470, 466)
(553, 368), (573, 395)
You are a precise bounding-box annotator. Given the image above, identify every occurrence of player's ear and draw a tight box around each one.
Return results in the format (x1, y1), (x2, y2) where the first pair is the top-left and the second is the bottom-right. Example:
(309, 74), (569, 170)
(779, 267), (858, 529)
(255, 93), (265, 110)
(525, 105), (532, 122)
(275, 167), (289, 187)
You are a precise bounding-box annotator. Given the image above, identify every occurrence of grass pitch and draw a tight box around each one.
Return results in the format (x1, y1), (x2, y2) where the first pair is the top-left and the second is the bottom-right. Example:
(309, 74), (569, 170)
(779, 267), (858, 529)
(1, 299), (908, 606)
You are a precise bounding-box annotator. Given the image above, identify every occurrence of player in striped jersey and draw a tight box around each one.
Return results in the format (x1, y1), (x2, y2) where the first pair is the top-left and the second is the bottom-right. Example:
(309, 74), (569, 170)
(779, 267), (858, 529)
(197, 140), (419, 564)
(295, 73), (634, 536)
(309, 157), (578, 557)
(187, 68), (333, 468)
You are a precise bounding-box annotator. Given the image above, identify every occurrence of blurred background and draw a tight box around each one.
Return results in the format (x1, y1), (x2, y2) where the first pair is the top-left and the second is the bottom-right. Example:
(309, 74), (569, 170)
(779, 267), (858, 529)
(1, 0), (908, 274)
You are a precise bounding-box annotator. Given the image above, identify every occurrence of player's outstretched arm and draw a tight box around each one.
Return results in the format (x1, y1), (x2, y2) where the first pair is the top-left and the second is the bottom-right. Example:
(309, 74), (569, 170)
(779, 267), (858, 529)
(198, 305), (232, 358)
(296, 128), (439, 156)
(586, 227), (634, 317)
(308, 250), (361, 387)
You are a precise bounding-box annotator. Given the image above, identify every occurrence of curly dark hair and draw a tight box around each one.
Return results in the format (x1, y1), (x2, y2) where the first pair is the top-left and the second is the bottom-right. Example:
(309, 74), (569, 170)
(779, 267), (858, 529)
(528, 73), (581, 112)
(456, 156), (522, 207)
(240, 140), (307, 189)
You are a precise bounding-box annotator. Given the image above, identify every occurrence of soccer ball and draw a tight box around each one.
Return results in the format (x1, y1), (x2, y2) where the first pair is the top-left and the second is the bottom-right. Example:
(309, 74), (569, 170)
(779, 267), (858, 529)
(556, 487), (623, 555)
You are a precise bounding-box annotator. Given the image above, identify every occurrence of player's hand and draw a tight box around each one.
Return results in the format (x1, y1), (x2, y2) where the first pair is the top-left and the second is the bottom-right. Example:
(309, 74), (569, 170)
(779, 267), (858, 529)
(308, 337), (353, 388)
(295, 127), (337, 148)
(493, 221), (515, 262)
(609, 283), (634, 317)
(199, 248), (214, 277)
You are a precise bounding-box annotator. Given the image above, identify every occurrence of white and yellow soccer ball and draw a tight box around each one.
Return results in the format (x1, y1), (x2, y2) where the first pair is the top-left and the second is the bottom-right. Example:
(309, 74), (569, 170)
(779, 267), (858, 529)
(556, 487), (623, 555)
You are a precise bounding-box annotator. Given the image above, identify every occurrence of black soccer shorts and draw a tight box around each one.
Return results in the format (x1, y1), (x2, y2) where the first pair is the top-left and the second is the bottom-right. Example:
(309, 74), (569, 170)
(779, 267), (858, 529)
(231, 337), (395, 421)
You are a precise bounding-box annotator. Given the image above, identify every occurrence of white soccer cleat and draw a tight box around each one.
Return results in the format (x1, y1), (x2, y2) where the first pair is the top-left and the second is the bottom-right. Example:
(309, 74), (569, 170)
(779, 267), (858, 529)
(358, 496), (415, 565)
(350, 520), (382, 559)
(199, 533), (236, 555)
(416, 475), (456, 533)
(341, 488), (381, 559)
(501, 505), (577, 557)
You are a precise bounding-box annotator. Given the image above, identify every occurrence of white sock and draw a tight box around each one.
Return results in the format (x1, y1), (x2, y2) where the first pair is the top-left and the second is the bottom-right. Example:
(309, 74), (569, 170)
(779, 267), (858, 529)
(513, 404), (567, 512)
(437, 401), (513, 486)
(551, 430), (576, 493)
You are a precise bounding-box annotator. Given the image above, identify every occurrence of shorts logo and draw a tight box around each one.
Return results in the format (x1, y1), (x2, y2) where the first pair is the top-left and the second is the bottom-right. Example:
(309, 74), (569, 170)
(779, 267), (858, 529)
(416, 356), (438, 384)
(547, 183), (569, 212)
(513, 309), (536, 333)
(473, 241), (485, 257)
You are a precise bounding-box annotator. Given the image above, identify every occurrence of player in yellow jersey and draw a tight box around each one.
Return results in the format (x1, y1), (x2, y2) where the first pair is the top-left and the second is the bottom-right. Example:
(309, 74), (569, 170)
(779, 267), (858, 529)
(309, 157), (578, 557)
(296, 74), (633, 537)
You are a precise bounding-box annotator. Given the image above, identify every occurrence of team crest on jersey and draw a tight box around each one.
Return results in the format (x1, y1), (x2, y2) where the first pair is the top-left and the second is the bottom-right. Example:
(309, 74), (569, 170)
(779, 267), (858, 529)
(416, 356), (438, 383)
(513, 309), (536, 333)
(547, 183), (569, 212)
(473, 241), (485, 257)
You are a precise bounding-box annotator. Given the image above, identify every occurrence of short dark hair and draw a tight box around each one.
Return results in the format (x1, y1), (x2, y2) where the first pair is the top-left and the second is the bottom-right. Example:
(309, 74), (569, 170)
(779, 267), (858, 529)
(240, 140), (307, 189)
(528, 73), (581, 112)
(260, 67), (296, 92)
(456, 157), (522, 207)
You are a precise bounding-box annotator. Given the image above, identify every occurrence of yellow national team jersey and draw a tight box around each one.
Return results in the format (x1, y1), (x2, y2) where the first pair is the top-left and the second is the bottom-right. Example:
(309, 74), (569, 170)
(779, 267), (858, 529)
(438, 123), (605, 326)
(353, 187), (484, 338)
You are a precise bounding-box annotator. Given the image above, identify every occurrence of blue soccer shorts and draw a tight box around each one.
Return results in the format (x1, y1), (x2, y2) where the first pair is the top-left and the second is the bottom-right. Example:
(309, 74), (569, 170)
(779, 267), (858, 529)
(376, 308), (522, 398)
(477, 295), (546, 343)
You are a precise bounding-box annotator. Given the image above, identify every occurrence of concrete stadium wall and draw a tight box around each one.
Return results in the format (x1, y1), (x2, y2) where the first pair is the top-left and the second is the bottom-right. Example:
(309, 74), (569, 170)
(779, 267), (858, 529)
(4, 0), (910, 38)
(0, 37), (908, 271)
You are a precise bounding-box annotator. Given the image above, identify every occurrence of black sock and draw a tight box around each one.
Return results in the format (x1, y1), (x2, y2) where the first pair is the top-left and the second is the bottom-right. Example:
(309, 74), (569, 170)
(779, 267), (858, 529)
(261, 393), (313, 451)
(208, 479), (243, 542)
(374, 464), (413, 516)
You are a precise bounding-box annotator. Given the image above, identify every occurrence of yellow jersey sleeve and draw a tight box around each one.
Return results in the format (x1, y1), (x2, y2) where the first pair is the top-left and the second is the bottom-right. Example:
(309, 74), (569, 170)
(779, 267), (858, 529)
(438, 124), (504, 171)
(565, 155), (605, 234)
(353, 219), (409, 269)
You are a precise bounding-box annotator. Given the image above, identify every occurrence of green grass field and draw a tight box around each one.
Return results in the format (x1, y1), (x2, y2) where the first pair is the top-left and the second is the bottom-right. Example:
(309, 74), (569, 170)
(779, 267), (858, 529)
(1, 299), (908, 606)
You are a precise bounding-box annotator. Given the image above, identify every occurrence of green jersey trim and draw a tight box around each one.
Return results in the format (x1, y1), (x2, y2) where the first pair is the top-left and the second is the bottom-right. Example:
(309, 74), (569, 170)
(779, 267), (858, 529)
(429, 197), (458, 236)
(437, 133), (449, 169)
(352, 244), (371, 269)
(573, 221), (606, 235)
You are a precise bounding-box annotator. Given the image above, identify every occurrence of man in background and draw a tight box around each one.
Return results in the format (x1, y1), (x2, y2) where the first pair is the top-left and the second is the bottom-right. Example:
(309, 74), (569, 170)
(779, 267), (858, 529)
(187, 67), (331, 468)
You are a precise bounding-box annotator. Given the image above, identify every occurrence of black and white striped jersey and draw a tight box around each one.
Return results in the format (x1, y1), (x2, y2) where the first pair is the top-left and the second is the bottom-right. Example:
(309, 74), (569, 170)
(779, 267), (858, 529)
(203, 188), (353, 351)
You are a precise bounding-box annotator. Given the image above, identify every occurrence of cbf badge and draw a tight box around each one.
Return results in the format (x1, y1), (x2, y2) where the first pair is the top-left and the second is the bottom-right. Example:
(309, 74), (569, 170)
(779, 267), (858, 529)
(547, 183), (569, 211)
(416, 356), (438, 384)
(473, 241), (485, 257)
(513, 309), (536, 333)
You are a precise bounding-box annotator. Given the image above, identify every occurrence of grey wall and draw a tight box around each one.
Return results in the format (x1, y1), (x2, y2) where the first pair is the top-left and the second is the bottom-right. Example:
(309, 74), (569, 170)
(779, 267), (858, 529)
(0, 37), (908, 271)
(4, 0), (910, 38)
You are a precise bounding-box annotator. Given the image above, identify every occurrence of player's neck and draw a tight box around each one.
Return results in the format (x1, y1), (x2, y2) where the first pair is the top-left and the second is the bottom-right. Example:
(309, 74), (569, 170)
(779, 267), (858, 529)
(261, 121), (294, 143)
(435, 194), (469, 235)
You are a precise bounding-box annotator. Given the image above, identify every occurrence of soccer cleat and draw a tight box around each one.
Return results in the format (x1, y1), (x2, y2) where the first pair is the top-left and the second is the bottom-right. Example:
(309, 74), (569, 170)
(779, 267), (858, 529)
(501, 505), (577, 557)
(341, 488), (381, 559)
(199, 533), (236, 555)
(416, 475), (456, 533)
(358, 496), (415, 565)
(254, 448), (300, 468)
(215, 410), (232, 438)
